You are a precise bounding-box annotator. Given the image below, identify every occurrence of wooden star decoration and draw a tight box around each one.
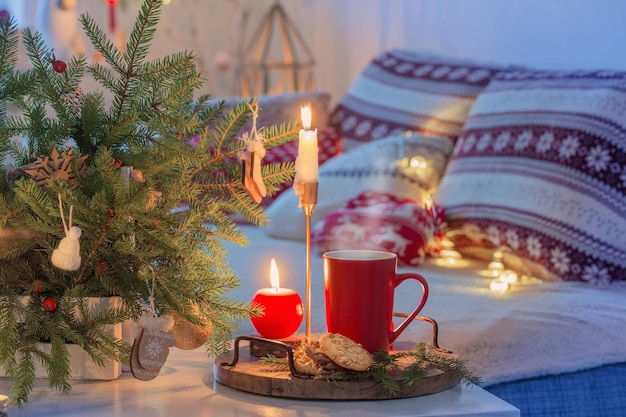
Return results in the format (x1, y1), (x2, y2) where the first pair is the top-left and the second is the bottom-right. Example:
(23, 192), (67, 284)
(20, 148), (88, 187)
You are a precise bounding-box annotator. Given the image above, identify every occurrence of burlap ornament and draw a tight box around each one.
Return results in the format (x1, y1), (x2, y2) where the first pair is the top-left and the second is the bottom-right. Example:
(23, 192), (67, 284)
(170, 310), (212, 350)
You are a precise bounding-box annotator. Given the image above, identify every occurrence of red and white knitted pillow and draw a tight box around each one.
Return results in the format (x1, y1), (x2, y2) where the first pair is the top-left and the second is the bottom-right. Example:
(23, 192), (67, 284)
(311, 191), (440, 266)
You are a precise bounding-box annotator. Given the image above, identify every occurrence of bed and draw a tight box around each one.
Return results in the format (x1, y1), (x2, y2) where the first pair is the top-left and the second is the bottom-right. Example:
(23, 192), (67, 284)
(222, 49), (626, 416)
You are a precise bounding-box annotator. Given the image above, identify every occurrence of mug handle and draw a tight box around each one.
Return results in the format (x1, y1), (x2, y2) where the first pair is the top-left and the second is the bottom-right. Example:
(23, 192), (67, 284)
(389, 272), (429, 345)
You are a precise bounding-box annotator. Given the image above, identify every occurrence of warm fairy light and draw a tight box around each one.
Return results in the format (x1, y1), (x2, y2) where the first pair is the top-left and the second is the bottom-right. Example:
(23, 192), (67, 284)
(440, 249), (462, 265)
(270, 258), (280, 289)
(422, 196), (433, 210)
(488, 249), (505, 276)
(490, 279), (509, 292)
(488, 260), (504, 276)
(432, 237), (468, 267)
(409, 155), (428, 170)
(486, 248), (520, 292)
(441, 237), (454, 249)
(500, 270), (518, 284)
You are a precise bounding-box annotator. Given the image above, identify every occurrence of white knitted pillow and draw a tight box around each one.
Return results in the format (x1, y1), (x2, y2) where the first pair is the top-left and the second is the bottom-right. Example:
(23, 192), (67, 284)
(265, 132), (453, 241)
(329, 50), (507, 150)
(436, 69), (626, 283)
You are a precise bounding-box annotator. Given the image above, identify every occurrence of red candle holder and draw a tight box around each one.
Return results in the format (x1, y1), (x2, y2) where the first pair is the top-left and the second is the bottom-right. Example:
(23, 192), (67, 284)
(250, 259), (303, 339)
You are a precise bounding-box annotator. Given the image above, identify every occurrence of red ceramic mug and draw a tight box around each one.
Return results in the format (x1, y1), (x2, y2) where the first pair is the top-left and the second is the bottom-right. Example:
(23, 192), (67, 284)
(323, 250), (429, 353)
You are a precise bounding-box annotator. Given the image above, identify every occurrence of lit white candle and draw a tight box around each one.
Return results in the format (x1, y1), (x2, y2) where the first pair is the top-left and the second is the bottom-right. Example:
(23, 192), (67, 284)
(296, 105), (318, 183)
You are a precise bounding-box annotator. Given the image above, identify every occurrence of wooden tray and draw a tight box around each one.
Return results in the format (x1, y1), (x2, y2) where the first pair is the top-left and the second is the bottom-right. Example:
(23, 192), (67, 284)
(213, 337), (461, 400)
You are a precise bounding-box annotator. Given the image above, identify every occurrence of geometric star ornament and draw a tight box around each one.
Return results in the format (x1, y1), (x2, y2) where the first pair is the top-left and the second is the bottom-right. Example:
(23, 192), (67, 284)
(20, 148), (88, 187)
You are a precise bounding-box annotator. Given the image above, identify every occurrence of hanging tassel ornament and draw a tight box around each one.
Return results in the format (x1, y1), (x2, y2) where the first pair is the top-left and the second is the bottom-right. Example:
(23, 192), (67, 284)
(237, 103), (267, 203)
(51, 194), (82, 271)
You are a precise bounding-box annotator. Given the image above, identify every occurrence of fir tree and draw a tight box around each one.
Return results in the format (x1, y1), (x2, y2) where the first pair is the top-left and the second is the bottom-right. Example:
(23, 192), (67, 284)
(0, 0), (297, 405)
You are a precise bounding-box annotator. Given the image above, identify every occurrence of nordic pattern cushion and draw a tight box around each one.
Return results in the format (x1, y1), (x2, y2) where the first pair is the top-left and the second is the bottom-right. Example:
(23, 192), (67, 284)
(435, 69), (626, 283)
(329, 49), (507, 150)
(311, 191), (440, 266)
(265, 132), (453, 241)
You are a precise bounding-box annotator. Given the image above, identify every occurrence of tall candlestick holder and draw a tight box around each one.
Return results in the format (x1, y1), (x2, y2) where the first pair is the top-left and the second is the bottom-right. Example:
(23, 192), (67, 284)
(299, 181), (318, 341)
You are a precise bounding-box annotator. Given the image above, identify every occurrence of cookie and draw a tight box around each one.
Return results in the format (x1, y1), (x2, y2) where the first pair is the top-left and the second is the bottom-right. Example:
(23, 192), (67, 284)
(304, 340), (346, 372)
(293, 344), (322, 376)
(319, 333), (374, 372)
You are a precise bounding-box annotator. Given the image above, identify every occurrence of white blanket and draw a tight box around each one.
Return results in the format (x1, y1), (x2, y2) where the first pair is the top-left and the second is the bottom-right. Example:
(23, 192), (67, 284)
(223, 225), (626, 385)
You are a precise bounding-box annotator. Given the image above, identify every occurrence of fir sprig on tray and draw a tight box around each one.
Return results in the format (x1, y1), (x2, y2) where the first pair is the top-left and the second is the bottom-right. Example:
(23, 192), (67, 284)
(261, 342), (481, 397)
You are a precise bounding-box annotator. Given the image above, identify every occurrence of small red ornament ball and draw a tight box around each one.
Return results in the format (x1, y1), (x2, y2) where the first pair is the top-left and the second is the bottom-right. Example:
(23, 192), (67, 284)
(32, 280), (45, 293)
(95, 260), (108, 274)
(42, 298), (57, 312)
(52, 59), (67, 73)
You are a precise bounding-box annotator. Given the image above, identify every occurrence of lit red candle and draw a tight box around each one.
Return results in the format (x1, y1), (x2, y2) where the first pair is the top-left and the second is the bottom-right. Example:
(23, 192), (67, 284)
(251, 259), (303, 339)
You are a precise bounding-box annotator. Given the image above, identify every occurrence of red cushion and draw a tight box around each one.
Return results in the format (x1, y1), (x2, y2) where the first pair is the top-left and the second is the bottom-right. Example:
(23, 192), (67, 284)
(311, 190), (440, 266)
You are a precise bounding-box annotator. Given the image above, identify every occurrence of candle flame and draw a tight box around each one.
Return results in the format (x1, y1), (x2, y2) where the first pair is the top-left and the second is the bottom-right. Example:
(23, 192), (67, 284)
(270, 258), (280, 290)
(301, 105), (312, 130)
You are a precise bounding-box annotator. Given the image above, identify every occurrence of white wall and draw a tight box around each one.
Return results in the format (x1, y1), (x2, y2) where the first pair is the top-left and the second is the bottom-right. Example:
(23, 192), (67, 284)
(14, 0), (626, 103)
(309, 0), (626, 102)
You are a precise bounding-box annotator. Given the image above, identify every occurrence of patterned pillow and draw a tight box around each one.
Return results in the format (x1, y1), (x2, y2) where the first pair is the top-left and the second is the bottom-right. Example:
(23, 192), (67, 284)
(435, 69), (626, 283)
(329, 49), (507, 150)
(265, 132), (453, 241)
(311, 191), (439, 266)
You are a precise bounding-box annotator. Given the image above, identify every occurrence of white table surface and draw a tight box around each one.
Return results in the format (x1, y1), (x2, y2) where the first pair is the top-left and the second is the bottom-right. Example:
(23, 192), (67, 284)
(0, 345), (519, 417)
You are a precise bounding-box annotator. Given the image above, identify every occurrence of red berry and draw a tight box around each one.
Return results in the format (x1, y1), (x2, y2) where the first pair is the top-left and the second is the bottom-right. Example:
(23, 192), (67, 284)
(52, 60), (67, 73)
(32, 280), (45, 293)
(95, 260), (108, 274)
(42, 298), (57, 312)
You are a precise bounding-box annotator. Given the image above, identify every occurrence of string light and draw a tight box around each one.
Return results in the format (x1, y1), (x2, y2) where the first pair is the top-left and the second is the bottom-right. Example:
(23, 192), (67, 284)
(438, 237), (462, 266)
(487, 249), (504, 277)
(439, 228), (536, 294)
(490, 279), (509, 292)
(486, 248), (521, 293)
(409, 155), (428, 170)
(500, 270), (518, 284)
